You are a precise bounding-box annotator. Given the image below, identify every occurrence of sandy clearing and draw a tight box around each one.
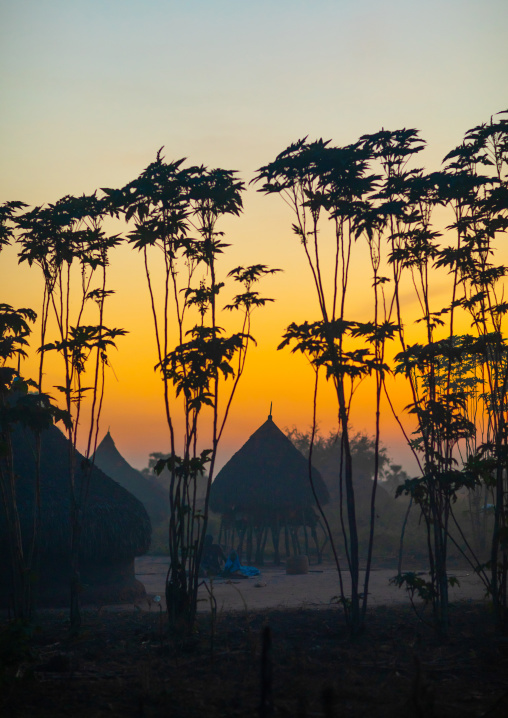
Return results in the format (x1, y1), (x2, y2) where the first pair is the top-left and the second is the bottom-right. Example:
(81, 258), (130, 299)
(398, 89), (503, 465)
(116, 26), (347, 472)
(132, 555), (487, 614)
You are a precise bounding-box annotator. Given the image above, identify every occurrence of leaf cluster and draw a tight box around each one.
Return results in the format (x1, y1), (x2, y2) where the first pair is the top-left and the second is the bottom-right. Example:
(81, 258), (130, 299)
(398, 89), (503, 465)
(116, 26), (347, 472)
(278, 319), (393, 380)
(159, 326), (251, 412)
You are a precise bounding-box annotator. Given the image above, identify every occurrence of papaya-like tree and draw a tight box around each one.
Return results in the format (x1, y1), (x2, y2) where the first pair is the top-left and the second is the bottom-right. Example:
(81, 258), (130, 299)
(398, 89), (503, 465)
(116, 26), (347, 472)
(255, 139), (394, 635)
(15, 194), (124, 631)
(435, 112), (508, 631)
(360, 116), (508, 635)
(0, 304), (69, 620)
(356, 128), (481, 634)
(1, 201), (70, 620)
(104, 152), (279, 631)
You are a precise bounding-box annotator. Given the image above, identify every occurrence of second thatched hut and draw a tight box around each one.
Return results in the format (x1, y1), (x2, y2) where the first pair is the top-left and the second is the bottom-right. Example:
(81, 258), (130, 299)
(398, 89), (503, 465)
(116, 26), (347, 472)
(0, 424), (151, 609)
(210, 414), (329, 564)
(94, 430), (168, 530)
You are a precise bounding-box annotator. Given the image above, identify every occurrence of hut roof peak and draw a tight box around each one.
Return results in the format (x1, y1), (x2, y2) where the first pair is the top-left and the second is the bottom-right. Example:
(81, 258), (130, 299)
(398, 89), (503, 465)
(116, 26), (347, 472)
(103, 428), (114, 441)
(210, 414), (330, 514)
(94, 428), (167, 526)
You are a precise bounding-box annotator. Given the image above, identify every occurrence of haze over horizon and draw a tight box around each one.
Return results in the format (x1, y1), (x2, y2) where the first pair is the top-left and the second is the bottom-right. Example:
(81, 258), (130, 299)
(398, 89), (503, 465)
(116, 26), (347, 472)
(1, 0), (507, 474)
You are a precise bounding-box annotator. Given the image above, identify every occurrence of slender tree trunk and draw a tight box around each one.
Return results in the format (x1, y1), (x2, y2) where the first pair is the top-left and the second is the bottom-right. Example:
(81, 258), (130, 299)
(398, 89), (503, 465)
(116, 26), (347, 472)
(303, 516), (309, 560)
(336, 380), (360, 633)
(311, 525), (321, 564)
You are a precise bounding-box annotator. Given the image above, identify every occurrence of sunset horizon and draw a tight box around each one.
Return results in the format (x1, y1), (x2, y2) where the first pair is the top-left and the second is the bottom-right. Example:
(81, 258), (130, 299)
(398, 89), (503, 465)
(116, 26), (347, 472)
(2, 0), (507, 477)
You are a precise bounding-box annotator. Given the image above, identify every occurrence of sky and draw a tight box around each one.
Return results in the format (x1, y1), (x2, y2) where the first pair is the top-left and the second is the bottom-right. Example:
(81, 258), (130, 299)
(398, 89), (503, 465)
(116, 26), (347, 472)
(1, 0), (507, 473)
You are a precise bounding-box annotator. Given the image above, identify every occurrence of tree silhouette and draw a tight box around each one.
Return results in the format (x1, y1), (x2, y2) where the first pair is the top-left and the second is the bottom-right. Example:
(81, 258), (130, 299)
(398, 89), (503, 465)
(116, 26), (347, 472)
(364, 113), (508, 634)
(255, 138), (390, 634)
(0, 304), (69, 619)
(105, 152), (279, 631)
(15, 193), (124, 631)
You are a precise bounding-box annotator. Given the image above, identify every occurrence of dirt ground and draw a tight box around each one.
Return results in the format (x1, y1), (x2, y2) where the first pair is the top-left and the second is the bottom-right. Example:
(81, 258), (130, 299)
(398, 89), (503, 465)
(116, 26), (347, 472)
(1, 559), (507, 718)
(133, 556), (488, 614)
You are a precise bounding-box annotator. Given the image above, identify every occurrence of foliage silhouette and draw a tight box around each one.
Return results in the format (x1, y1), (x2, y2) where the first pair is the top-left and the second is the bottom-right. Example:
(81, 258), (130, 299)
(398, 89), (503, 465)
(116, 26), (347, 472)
(104, 151), (279, 631)
(257, 112), (508, 636)
(0, 304), (70, 620)
(14, 192), (124, 631)
(255, 137), (392, 635)
(2, 111), (508, 641)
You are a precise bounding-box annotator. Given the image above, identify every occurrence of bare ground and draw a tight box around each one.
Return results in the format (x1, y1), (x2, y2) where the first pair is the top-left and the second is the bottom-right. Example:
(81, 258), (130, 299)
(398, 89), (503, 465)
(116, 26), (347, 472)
(134, 556), (488, 614)
(1, 559), (507, 718)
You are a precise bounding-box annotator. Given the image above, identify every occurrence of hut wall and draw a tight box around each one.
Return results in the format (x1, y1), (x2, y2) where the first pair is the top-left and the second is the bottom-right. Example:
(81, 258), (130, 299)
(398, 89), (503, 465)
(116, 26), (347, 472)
(1, 558), (145, 609)
(0, 425), (151, 609)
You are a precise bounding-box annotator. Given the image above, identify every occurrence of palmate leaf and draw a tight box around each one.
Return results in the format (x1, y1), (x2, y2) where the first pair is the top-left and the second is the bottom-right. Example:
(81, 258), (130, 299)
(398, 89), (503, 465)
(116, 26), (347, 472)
(15, 190), (117, 274)
(482, 184), (508, 213)
(292, 223), (306, 242)
(154, 448), (212, 478)
(184, 165), (245, 218)
(278, 320), (324, 353)
(279, 318), (386, 380)
(360, 128), (425, 157)
(53, 385), (93, 403)
(253, 138), (331, 193)
(0, 304), (37, 365)
(159, 327), (252, 407)
(185, 282), (224, 316)
(40, 325), (127, 354)
(389, 572), (435, 603)
(86, 288), (115, 302)
(227, 264), (282, 287)
(415, 315), (445, 328)
(224, 291), (275, 312)
(0, 200), (28, 248)
(350, 320), (399, 344)
(0, 368), (26, 397)
(492, 302), (508, 315)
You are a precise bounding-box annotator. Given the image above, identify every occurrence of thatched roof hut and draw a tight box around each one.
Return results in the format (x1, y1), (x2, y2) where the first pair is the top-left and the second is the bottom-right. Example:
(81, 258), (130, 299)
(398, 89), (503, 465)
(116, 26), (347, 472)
(0, 424), (151, 607)
(94, 430), (167, 528)
(210, 415), (329, 564)
(211, 414), (329, 517)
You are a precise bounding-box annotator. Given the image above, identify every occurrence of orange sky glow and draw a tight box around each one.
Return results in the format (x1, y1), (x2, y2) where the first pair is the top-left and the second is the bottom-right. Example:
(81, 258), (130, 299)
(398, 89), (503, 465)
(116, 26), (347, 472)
(1, 0), (507, 474)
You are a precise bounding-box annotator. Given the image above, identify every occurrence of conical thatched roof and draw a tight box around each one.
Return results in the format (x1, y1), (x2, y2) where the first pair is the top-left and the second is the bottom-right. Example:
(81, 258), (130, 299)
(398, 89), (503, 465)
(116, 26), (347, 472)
(0, 424), (151, 562)
(94, 431), (167, 526)
(210, 415), (329, 516)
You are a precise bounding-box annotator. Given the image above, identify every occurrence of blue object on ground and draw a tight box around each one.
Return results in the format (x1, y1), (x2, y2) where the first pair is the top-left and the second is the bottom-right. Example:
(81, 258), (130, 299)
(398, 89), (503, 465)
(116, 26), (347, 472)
(222, 553), (260, 578)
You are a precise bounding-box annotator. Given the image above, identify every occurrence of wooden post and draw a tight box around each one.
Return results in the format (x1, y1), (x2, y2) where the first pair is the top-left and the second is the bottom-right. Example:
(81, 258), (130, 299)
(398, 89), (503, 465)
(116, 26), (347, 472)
(291, 527), (301, 556)
(271, 524), (281, 565)
(255, 525), (263, 565)
(237, 525), (247, 563)
(246, 524), (253, 564)
(260, 526), (269, 565)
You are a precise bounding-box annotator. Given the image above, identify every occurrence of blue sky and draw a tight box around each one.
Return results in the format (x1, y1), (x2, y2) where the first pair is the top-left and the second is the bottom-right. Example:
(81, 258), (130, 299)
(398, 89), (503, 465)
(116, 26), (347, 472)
(2, 0), (506, 202)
